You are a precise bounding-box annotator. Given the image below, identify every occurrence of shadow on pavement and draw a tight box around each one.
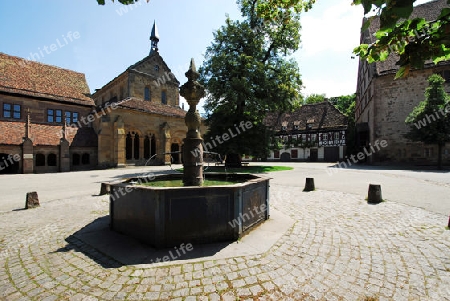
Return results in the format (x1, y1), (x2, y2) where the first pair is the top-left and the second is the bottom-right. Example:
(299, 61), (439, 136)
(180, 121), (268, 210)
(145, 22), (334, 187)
(54, 216), (231, 269)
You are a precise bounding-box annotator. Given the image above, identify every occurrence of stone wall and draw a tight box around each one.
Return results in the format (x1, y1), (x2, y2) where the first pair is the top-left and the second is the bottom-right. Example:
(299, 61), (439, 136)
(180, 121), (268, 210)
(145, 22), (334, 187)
(358, 66), (450, 164)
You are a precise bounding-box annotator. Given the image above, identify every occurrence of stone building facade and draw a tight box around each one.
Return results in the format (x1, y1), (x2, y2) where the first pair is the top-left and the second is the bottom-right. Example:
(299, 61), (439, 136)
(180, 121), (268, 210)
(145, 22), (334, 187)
(0, 22), (199, 173)
(356, 0), (450, 164)
(0, 53), (97, 174)
(265, 101), (348, 162)
(92, 22), (192, 167)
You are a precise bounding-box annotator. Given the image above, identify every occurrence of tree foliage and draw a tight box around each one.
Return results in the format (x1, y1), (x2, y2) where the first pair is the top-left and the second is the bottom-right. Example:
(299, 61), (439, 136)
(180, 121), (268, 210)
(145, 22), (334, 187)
(329, 94), (357, 155)
(405, 74), (450, 169)
(304, 93), (326, 104)
(199, 0), (303, 160)
(353, 0), (450, 79)
(255, 0), (450, 79)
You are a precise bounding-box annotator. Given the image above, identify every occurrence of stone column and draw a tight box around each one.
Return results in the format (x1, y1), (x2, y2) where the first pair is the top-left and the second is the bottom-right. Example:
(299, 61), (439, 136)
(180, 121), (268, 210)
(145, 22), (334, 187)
(59, 138), (70, 172)
(114, 116), (126, 167)
(22, 138), (34, 174)
(22, 109), (34, 173)
(180, 59), (205, 186)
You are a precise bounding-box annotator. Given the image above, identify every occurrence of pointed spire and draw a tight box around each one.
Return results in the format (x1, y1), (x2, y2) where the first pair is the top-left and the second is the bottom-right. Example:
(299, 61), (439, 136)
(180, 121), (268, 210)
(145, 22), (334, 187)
(150, 20), (159, 54)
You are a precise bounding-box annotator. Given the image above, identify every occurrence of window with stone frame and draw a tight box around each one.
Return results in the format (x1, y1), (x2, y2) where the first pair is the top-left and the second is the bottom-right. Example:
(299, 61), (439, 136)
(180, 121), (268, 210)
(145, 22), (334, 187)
(144, 86), (151, 101)
(161, 90), (167, 105)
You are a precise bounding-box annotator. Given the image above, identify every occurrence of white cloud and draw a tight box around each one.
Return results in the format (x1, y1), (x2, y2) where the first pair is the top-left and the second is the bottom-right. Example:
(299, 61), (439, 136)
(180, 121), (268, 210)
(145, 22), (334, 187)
(299, 0), (363, 56)
(302, 77), (356, 98)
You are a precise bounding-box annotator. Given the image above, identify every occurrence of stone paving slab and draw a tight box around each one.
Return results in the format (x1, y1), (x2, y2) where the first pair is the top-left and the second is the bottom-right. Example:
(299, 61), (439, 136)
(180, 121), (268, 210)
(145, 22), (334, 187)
(0, 183), (449, 300)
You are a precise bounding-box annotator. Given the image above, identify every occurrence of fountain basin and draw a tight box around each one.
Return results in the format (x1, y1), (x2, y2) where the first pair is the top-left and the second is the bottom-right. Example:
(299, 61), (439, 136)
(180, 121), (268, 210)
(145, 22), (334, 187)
(109, 173), (270, 248)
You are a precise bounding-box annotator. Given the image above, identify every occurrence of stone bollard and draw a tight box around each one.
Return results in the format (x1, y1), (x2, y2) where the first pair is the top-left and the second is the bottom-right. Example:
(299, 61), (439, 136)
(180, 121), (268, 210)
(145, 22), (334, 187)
(99, 183), (110, 196)
(367, 184), (382, 204)
(25, 191), (40, 209)
(303, 178), (315, 192)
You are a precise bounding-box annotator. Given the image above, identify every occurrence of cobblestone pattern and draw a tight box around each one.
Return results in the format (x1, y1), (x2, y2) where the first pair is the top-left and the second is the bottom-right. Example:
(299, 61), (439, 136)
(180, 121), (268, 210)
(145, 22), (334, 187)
(0, 186), (449, 300)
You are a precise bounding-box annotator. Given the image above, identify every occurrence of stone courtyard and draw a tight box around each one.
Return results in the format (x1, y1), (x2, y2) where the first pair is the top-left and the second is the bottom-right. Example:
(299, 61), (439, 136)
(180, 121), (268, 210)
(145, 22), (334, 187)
(0, 163), (449, 300)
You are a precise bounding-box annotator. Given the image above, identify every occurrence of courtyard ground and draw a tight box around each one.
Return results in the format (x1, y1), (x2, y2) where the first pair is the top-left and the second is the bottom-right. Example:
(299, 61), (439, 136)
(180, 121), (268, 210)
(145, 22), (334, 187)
(0, 163), (449, 300)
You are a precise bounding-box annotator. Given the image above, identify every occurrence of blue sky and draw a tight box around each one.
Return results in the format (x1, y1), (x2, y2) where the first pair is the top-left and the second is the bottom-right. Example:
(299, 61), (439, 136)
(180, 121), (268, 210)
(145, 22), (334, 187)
(0, 0), (431, 111)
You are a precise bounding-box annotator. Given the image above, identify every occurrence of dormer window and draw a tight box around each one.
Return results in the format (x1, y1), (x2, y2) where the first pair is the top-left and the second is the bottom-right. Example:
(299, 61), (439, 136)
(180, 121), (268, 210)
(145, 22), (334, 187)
(281, 126), (287, 131)
(294, 125), (299, 130)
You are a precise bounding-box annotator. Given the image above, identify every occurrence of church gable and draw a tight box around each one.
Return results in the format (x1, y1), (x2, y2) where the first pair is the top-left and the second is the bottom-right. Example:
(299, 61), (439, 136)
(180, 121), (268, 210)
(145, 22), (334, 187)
(129, 54), (179, 86)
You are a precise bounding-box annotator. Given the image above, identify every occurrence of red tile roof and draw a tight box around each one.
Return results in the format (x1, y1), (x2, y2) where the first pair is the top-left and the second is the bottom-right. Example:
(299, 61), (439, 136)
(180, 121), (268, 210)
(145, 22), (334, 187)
(0, 53), (94, 106)
(114, 97), (186, 118)
(264, 101), (348, 132)
(0, 121), (97, 147)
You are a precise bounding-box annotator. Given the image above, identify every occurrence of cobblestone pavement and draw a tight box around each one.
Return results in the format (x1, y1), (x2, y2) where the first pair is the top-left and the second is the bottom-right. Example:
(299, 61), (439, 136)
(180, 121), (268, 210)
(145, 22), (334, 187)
(0, 182), (449, 300)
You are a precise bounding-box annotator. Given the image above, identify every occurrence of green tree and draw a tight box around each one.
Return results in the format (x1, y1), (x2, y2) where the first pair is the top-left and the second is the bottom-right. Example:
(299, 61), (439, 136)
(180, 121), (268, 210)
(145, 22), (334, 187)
(199, 0), (303, 165)
(405, 74), (450, 169)
(304, 93), (325, 104)
(329, 94), (356, 155)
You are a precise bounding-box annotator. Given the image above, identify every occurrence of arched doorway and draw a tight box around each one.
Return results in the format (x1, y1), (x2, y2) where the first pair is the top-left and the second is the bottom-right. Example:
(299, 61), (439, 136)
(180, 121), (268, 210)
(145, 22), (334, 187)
(0, 153), (20, 174)
(126, 133), (132, 160)
(280, 152), (291, 162)
(171, 143), (180, 164)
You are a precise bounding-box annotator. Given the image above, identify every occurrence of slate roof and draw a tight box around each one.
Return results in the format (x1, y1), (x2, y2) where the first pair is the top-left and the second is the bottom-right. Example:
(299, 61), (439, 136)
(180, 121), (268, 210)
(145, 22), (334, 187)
(111, 97), (186, 118)
(0, 53), (94, 106)
(364, 0), (450, 75)
(0, 121), (97, 147)
(264, 101), (348, 133)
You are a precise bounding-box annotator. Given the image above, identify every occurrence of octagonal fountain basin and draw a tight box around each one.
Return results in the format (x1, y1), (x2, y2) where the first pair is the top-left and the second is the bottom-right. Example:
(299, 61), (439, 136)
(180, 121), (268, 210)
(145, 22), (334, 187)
(109, 173), (270, 248)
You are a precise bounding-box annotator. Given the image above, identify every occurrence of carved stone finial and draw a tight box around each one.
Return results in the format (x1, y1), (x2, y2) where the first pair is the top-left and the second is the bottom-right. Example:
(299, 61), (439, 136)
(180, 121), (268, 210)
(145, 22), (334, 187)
(181, 58), (205, 186)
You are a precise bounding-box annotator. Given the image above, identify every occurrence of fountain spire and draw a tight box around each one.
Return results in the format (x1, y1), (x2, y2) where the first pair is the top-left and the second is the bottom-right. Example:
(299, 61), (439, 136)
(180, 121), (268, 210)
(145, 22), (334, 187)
(180, 58), (205, 186)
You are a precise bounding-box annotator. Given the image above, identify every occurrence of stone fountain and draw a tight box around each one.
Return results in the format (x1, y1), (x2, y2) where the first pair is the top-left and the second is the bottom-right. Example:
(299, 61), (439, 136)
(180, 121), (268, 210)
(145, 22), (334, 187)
(108, 59), (270, 248)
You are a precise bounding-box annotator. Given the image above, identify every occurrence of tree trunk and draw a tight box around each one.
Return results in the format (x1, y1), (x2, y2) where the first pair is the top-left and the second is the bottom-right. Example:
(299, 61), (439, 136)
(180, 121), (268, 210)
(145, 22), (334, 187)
(438, 143), (443, 170)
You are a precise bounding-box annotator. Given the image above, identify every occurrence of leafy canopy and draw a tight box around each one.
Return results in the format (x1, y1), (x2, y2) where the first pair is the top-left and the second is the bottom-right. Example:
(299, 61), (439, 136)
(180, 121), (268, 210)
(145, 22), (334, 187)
(405, 74), (450, 169)
(254, 0), (450, 79)
(199, 0), (303, 158)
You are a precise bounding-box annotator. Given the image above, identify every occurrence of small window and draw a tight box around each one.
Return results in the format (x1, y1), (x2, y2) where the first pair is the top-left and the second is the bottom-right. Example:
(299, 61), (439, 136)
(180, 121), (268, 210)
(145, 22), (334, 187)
(36, 154), (45, 166)
(294, 125), (299, 130)
(13, 105), (21, 119)
(65, 111), (71, 125)
(72, 112), (79, 124)
(274, 150), (280, 159)
(82, 153), (90, 165)
(55, 110), (62, 123)
(3, 103), (11, 118)
(144, 87), (151, 101)
(161, 91), (167, 104)
(47, 109), (54, 123)
(47, 154), (57, 166)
